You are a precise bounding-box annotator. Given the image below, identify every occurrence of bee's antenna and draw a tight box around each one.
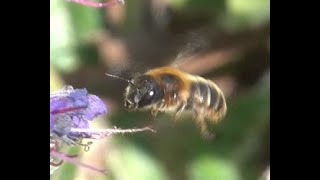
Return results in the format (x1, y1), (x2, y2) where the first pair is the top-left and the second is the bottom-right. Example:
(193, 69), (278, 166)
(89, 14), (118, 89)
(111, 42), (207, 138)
(105, 73), (135, 86)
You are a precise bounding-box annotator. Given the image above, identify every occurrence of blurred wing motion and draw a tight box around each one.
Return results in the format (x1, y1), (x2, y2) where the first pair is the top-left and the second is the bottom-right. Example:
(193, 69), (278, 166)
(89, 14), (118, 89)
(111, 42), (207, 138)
(170, 32), (210, 71)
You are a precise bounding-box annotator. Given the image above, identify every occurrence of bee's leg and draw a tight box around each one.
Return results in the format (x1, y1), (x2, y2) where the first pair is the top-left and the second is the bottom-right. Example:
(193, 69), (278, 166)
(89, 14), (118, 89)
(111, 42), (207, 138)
(193, 111), (215, 140)
(151, 108), (159, 118)
(173, 102), (187, 122)
(151, 100), (165, 118)
(147, 101), (165, 130)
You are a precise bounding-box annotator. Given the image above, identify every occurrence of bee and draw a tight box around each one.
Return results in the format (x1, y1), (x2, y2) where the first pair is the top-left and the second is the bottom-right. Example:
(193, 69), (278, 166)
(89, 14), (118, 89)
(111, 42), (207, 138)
(106, 66), (227, 138)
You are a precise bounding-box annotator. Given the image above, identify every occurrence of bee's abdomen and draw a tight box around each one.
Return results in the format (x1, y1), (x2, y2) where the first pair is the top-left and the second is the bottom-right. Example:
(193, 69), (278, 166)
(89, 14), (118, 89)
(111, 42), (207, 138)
(188, 79), (227, 122)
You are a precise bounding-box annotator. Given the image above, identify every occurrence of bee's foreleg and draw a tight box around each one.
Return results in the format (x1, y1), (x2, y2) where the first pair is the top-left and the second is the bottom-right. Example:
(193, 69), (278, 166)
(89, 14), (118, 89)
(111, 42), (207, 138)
(151, 100), (165, 118)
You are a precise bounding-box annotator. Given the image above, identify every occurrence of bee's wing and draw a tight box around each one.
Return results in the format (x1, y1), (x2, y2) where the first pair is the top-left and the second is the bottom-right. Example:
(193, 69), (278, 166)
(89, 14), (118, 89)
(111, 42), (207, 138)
(170, 33), (210, 71)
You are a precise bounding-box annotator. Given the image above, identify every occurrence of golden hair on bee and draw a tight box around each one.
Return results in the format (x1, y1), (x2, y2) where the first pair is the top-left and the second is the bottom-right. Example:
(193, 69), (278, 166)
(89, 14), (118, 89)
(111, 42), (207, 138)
(106, 66), (227, 139)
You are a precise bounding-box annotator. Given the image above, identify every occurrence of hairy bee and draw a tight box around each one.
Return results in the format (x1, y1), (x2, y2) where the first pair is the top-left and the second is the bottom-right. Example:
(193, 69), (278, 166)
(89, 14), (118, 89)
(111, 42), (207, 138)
(106, 66), (227, 138)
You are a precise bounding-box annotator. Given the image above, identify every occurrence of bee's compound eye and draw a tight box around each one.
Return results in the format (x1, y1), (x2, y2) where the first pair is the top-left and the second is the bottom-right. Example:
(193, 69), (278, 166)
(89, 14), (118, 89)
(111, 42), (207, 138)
(149, 90), (154, 96)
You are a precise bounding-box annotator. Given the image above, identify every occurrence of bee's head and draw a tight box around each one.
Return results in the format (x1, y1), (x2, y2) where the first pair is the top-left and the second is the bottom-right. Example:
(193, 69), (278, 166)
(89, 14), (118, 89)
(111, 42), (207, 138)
(124, 75), (163, 111)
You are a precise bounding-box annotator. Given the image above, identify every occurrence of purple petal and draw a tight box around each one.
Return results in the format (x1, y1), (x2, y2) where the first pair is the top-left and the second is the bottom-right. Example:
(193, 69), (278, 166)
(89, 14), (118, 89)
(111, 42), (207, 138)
(69, 88), (89, 108)
(50, 98), (69, 114)
(50, 89), (89, 115)
(52, 114), (73, 136)
(72, 116), (89, 129)
(50, 86), (107, 140)
(83, 95), (107, 120)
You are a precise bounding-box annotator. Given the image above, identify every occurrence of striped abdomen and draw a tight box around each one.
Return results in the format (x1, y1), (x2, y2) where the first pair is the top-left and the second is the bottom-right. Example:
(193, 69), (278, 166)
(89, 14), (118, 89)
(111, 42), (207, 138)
(187, 77), (227, 123)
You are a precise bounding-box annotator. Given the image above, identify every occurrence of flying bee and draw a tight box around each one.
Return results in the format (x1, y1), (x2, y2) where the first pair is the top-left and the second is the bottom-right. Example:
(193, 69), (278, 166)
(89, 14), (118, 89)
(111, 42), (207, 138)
(106, 66), (227, 139)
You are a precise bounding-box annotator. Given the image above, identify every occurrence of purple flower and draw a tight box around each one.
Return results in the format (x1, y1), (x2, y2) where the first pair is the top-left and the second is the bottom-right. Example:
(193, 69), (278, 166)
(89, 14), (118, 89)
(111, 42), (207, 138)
(50, 86), (107, 141)
(50, 86), (155, 175)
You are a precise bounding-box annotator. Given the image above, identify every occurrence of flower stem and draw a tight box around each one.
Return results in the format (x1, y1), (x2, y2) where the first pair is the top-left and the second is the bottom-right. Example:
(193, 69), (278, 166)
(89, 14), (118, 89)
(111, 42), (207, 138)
(71, 126), (156, 133)
(50, 150), (107, 174)
(70, 126), (156, 138)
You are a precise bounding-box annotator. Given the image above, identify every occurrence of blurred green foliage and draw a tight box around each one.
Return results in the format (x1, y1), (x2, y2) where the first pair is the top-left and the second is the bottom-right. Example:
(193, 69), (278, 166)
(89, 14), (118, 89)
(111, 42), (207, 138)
(168, 0), (269, 31)
(223, 0), (270, 31)
(50, 0), (78, 72)
(50, 0), (269, 180)
(106, 141), (169, 180)
(188, 155), (241, 180)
